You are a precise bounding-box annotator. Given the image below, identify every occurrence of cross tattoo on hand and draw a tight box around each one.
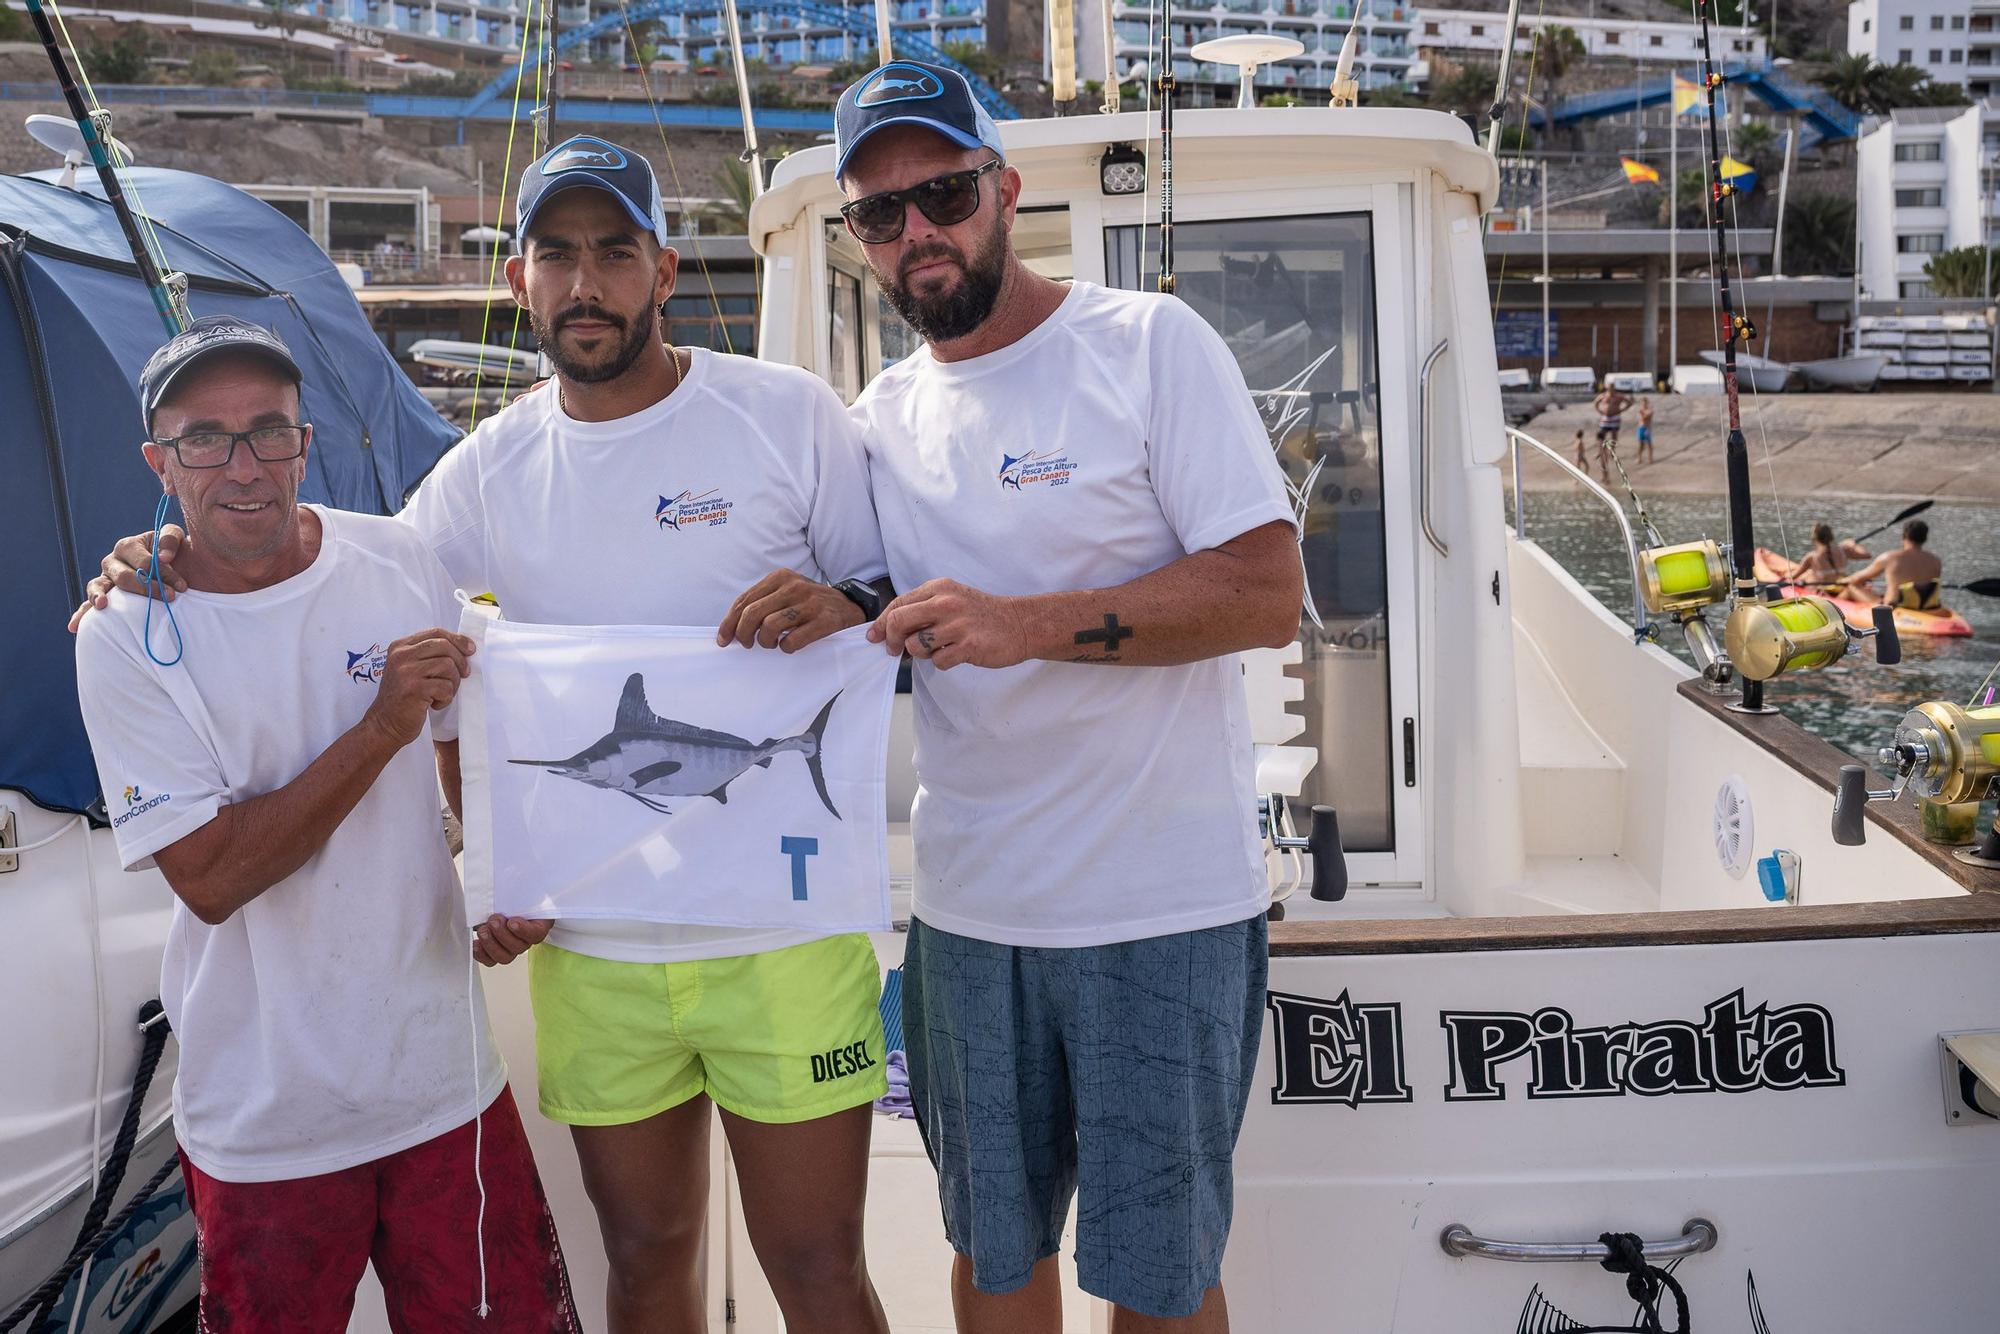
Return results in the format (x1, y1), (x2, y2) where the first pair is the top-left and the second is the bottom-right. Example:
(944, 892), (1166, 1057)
(1074, 615), (1134, 652)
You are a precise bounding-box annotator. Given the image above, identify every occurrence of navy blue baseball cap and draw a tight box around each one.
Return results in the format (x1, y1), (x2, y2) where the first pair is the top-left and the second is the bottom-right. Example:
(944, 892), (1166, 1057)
(139, 315), (302, 428)
(516, 134), (670, 247)
(834, 61), (1005, 183)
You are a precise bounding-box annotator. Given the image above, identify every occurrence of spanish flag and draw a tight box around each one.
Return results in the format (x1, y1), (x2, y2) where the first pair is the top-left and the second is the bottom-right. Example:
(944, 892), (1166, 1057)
(1621, 157), (1661, 185)
(1672, 75), (1703, 116)
(1719, 155), (1759, 192)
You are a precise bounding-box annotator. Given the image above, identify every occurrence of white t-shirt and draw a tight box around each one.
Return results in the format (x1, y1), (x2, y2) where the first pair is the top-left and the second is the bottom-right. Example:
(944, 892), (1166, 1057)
(74, 507), (505, 1184)
(402, 348), (889, 963)
(852, 281), (1296, 948)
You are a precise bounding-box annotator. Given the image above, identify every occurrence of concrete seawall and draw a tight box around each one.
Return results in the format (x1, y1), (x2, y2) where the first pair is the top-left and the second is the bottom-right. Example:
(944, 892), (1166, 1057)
(1513, 393), (2000, 504)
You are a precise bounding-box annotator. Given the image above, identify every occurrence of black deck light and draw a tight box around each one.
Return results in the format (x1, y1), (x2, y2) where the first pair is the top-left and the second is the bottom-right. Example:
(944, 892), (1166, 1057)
(1099, 142), (1146, 195)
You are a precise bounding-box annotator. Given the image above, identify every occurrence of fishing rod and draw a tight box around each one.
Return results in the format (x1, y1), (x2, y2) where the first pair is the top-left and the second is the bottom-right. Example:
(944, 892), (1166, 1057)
(1689, 0), (1765, 704)
(1601, 440), (1667, 550)
(1627, 0), (1899, 697)
(1154, 3), (1175, 295)
(721, 0), (764, 196)
(20, 0), (186, 336)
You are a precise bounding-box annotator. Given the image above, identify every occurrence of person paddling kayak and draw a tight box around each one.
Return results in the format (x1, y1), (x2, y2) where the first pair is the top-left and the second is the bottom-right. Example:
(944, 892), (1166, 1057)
(1842, 519), (1945, 609)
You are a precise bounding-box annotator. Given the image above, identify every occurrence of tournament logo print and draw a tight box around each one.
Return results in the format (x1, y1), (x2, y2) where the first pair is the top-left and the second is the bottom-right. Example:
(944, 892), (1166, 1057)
(1511, 1266), (1775, 1333)
(997, 449), (1077, 491)
(544, 137), (627, 173)
(854, 62), (944, 106)
(655, 488), (733, 530)
(511, 672), (843, 818)
(345, 643), (388, 683)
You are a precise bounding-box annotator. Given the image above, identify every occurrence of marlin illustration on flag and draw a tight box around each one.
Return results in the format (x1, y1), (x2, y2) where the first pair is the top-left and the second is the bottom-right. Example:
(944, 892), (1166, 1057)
(511, 673), (843, 818)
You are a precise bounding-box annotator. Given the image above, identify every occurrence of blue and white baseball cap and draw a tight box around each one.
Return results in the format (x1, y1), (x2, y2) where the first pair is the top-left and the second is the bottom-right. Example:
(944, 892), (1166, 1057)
(516, 135), (670, 247)
(834, 61), (1005, 183)
(139, 315), (302, 427)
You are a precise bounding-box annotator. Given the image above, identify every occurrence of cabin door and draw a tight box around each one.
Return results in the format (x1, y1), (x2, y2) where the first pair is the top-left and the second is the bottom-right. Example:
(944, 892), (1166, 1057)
(1102, 187), (1424, 885)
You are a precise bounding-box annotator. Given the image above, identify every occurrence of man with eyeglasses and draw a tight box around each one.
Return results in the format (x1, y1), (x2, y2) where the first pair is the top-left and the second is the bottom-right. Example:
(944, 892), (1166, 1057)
(71, 315), (576, 1331)
(819, 61), (1305, 1334)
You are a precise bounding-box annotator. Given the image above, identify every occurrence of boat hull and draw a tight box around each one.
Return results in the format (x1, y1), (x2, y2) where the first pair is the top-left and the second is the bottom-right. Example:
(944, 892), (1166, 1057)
(1796, 354), (1887, 390)
(1753, 549), (1973, 637)
(1227, 923), (2000, 1331)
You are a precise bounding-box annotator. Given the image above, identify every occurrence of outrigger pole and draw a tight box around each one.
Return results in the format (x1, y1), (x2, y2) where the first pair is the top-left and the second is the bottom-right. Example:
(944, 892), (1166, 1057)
(21, 0), (186, 336)
(1690, 0), (1764, 709)
(1154, 9), (1175, 294)
(1482, 0), (1524, 159)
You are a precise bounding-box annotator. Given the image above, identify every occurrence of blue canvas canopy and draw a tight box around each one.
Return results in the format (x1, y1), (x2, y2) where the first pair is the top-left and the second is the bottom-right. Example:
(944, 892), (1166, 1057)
(2, 167), (462, 816)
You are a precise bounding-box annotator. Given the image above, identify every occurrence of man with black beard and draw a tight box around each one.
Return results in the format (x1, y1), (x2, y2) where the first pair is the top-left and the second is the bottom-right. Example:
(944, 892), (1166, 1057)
(78, 135), (898, 1334)
(819, 63), (1305, 1334)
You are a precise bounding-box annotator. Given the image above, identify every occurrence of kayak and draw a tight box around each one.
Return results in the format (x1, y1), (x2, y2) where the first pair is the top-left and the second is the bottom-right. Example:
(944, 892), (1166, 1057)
(1752, 548), (1974, 637)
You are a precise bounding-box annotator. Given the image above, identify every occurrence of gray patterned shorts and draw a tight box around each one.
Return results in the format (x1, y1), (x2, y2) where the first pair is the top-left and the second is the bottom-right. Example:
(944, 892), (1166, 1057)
(901, 913), (1268, 1319)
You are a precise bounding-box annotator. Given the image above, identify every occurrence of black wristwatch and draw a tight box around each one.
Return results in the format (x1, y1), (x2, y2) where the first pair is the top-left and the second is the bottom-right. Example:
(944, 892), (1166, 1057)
(833, 577), (887, 621)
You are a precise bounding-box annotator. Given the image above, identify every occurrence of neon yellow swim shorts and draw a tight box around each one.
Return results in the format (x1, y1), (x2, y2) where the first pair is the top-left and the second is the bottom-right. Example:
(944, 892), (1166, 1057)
(529, 932), (888, 1126)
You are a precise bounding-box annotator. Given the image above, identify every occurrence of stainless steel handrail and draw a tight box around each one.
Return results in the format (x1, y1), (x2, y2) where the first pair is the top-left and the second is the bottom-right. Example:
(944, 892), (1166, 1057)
(1419, 338), (1451, 558)
(1440, 1218), (1718, 1263)
(1506, 425), (1650, 637)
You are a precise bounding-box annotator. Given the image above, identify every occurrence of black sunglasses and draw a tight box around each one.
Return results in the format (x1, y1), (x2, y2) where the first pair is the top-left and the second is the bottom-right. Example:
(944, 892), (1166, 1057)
(154, 423), (309, 469)
(840, 160), (1002, 245)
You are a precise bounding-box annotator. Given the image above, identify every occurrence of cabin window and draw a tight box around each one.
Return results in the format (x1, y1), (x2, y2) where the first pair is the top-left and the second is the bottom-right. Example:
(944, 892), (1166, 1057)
(828, 268), (865, 404)
(1105, 213), (1397, 851)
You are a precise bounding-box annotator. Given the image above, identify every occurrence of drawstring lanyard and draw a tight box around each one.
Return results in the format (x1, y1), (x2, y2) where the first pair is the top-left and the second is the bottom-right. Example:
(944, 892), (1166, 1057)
(142, 492), (184, 667)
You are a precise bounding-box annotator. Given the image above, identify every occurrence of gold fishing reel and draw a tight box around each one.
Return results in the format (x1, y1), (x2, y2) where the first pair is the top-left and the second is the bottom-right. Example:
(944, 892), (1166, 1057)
(1834, 702), (2000, 868)
(1638, 539), (1732, 616)
(1723, 595), (1901, 683)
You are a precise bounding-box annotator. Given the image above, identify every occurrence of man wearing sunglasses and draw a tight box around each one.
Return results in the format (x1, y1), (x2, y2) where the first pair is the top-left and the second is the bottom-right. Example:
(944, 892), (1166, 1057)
(825, 61), (1304, 1334)
(71, 316), (575, 1331)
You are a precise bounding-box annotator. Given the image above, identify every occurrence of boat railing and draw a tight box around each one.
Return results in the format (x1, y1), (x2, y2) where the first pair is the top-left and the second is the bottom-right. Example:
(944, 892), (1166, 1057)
(1506, 426), (1650, 637)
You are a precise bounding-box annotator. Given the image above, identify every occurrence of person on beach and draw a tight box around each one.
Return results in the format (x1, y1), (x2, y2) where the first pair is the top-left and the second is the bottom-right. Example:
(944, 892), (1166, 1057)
(1573, 426), (1590, 473)
(1841, 519), (1944, 609)
(73, 316), (575, 1332)
(1784, 522), (1870, 588)
(1592, 384), (1633, 484)
(1634, 396), (1655, 464)
(76, 136), (897, 1334)
(786, 60), (1304, 1333)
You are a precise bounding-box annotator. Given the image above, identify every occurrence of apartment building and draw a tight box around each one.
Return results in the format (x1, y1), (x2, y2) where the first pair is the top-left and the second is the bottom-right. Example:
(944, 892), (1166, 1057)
(183, 0), (985, 71)
(1418, 9), (1764, 67)
(1848, 0), (1973, 90)
(1856, 103), (2000, 298)
(1094, 0), (1417, 101)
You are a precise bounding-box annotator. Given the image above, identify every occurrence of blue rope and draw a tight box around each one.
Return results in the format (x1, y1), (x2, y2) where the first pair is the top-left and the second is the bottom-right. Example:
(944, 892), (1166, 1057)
(142, 491), (184, 667)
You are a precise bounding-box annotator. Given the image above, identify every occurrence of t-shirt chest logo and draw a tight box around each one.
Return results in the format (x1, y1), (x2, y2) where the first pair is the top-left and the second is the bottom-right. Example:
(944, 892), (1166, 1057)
(997, 449), (1077, 491)
(655, 487), (734, 531)
(346, 643), (388, 683)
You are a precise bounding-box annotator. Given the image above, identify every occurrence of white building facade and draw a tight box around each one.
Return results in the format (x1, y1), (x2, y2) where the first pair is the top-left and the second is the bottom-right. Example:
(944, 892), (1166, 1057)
(1418, 8), (1764, 67)
(1856, 103), (2000, 299)
(1848, 0), (1973, 89)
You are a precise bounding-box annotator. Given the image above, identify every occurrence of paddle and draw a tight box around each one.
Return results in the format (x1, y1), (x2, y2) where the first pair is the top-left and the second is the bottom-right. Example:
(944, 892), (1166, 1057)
(1948, 578), (2000, 599)
(1848, 498), (1935, 548)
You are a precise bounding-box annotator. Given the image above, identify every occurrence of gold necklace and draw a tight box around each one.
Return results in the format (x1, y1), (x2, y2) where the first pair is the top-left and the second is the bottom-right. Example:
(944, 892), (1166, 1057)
(559, 343), (684, 417)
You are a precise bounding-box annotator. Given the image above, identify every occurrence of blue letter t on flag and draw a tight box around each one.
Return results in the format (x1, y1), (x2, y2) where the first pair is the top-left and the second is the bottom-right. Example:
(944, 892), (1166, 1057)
(781, 836), (819, 901)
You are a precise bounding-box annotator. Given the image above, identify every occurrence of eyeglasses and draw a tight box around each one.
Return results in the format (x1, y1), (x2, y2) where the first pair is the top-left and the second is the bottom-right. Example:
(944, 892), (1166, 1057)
(154, 423), (309, 469)
(840, 161), (1002, 245)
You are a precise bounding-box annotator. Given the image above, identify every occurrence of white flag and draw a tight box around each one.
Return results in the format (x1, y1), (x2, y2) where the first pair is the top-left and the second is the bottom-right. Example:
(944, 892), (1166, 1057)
(458, 612), (897, 932)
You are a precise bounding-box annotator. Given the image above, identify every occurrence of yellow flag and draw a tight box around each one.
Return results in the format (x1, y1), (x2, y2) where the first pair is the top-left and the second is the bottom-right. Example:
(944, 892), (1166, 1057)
(1621, 157), (1661, 184)
(1672, 75), (1703, 116)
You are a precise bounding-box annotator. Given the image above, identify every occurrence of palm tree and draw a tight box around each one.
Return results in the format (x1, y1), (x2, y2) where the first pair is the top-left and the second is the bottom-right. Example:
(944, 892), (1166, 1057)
(1817, 52), (1873, 112)
(1924, 246), (1997, 298)
(1782, 193), (1854, 275)
(1536, 24), (1586, 122)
